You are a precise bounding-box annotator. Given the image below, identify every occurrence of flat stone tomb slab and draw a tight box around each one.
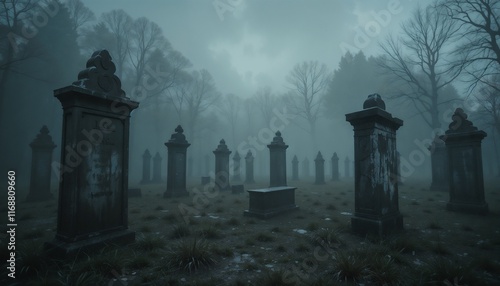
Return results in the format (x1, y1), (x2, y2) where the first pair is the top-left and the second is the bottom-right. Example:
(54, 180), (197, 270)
(244, 186), (298, 218)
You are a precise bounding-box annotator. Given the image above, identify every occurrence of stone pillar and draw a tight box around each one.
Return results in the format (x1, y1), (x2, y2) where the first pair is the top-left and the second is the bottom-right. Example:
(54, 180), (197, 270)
(292, 155), (299, 180)
(331, 152), (339, 181)
(344, 156), (350, 178)
(164, 125), (190, 198)
(232, 152), (241, 181)
(429, 137), (448, 191)
(443, 108), (488, 214)
(152, 152), (162, 183)
(188, 156), (193, 178)
(302, 158), (310, 179)
(314, 151), (325, 185)
(140, 149), (151, 184)
(245, 150), (255, 184)
(346, 93), (403, 236)
(26, 126), (57, 202)
(45, 50), (138, 256)
(396, 151), (403, 185)
(213, 139), (231, 191)
(268, 131), (288, 187)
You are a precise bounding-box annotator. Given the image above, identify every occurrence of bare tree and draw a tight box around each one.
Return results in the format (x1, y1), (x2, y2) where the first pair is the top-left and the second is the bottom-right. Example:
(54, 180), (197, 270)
(64, 0), (95, 33)
(377, 5), (461, 130)
(440, 0), (500, 92)
(476, 74), (500, 134)
(284, 61), (329, 146)
(254, 86), (277, 125)
(218, 93), (242, 148)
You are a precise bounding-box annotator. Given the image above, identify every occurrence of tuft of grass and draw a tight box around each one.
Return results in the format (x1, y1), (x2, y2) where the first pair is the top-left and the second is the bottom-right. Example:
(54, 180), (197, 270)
(294, 243), (310, 252)
(227, 217), (240, 226)
(198, 225), (221, 239)
(22, 228), (45, 239)
(275, 245), (287, 252)
(307, 222), (319, 231)
(366, 256), (401, 285)
(270, 226), (281, 233)
(256, 269), (296, 286)
(326, 204), (336, 210)
(427, 222), (443, 230)
(165, 239), (216, 273)
(420, 257), (481, 286)
(18, 242), (48, 278)
(333, 251), (366, 283)
(76, 249), (126, 278)
(311, 228), (344, 248)
(170, 224), (191, 239)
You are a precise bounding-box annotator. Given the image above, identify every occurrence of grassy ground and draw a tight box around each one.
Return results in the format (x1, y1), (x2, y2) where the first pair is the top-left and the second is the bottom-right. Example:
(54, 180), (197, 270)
(1, 177), (500, 285)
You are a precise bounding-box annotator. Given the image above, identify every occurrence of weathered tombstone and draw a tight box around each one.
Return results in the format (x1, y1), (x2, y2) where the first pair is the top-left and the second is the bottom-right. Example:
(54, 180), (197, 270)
(314, 151), (325, 185)
(231, 184), (244, 194)
(45, 50), (138, 256)
(429, 137), (448, 191)
(268, 131), (288, 187)
(346, 93), (403, 236)
(301, 158), (310, 179)
(245, 150), (255, 184)
(128, 188), (142, 198)
(232, 152), (241, 181)
(443, 108), (488, 214)
(151, 152), (162, 183)
(213, 139), (231, 191)
(164, 125), (190, 198)
(245, 131), (298, 218)
(344, 156), (350, 178)
(26, 126), (57, 202)
(292, 155), (299, 180)
(396, 151), (404, 185)
(331, 152), (339, 181)
(140, 149), (151, 184)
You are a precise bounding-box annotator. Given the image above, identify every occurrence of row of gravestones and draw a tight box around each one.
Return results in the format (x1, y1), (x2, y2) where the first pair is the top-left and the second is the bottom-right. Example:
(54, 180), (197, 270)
(22, 50), (489, 258)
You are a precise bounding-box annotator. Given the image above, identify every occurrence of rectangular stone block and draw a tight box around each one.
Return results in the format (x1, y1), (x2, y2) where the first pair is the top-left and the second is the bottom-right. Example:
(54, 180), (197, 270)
(244, 187), (299, 219)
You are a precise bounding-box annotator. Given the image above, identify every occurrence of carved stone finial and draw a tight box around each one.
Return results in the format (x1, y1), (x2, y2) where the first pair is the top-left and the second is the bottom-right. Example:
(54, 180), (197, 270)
(30, 125), (56, 148)
(175, 125), (184, 134)
(446, 108), (478, 134)
(168, 125), (188, 144)
(72, 50), (125, 98)
(363, 93), (386, 110)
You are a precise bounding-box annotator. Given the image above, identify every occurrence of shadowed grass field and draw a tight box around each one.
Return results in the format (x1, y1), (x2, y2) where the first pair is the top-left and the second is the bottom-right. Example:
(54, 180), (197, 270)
(1, 177), (499, 285)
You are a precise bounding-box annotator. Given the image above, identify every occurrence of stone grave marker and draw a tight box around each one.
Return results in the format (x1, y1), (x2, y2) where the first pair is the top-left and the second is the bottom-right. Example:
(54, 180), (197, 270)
(213, 139), (231, 191)
(233, 152), (241, 181)
(331, 152), (339, 181)
(245, 150), (255, 184)
(26, 125), (57, 202)
(45, 50), (138, 256)
(292, 155), (299, 180)
(314, 151), (326, 185)
(164, 125), (190, 198)
(443, 108), (488, 214)
(140, 149), (151, 184)
(346, 93), (403, 236)
(151, 152), (162, 183)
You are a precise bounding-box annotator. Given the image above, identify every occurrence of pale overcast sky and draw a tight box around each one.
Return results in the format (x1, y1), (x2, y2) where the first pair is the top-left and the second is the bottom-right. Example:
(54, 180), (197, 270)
(83, 0), (433, 97)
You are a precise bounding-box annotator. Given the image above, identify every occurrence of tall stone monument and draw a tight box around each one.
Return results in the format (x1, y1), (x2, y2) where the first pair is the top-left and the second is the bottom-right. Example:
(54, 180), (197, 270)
(292, 155), (299, 181)
(213, 139), (231, 191)
(45, 50), (138, 256)
(26, 126), (57, 202)
(164, 125), (190, 198)
(346, 93), (403, 236)
(268, 131), (288, 187)
(314, 151), (325, 185)
(443, 108), (488, 214)
(232, 152), (241, 181)
(140, 149), (151, 184)
(151, 152), (162, 183)
(429, 136), (448, 191)
(245, 150), (255, 184)
(331, 152), (339, 181)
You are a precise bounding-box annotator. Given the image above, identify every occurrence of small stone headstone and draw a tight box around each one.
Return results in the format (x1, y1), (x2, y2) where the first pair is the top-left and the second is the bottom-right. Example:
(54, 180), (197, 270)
(268, 131), (288, 187)
(245, 150), (255, 184)
(233, 152), (241, 181)
(213, 139), (231, 191)
(331, 152), (339, 181)
(164, 125), (190, 198)
(140, 149), (151, 184)
(314, 151), (325, 185)
(151, 152), (162, 183)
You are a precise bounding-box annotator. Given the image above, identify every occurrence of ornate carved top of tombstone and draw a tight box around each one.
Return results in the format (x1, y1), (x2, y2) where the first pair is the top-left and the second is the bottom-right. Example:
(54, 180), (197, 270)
(315, 151), (324, 162)
(30, 125), (56, 148)
(233, 151), (240, 160)
(292, 155), (298, 163)
(445, 108), (479, 134)
(214, 139), (231, 153)
(166, 125), (190, 146)
(245, 150), (253, 159)
(363, 93), (385, 110)
(72, 50), (125, 98)
(332, 152), (338, 160)
(268, 131), (288, 147)
(143, 149), (151, 158)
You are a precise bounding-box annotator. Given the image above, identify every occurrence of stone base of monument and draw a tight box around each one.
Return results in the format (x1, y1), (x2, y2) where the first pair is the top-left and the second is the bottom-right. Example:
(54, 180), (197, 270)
(351, 213), (403, 237)
(231, 185), (244, 194)
(244, 186), (299, 219)
(128, 188), (142, 198)
(44, 229), (135, 258)
(447, 201), (489, 215)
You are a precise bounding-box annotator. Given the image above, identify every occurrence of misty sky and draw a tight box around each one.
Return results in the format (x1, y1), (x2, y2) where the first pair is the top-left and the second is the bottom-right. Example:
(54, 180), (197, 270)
(83, 0), (433, 97)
